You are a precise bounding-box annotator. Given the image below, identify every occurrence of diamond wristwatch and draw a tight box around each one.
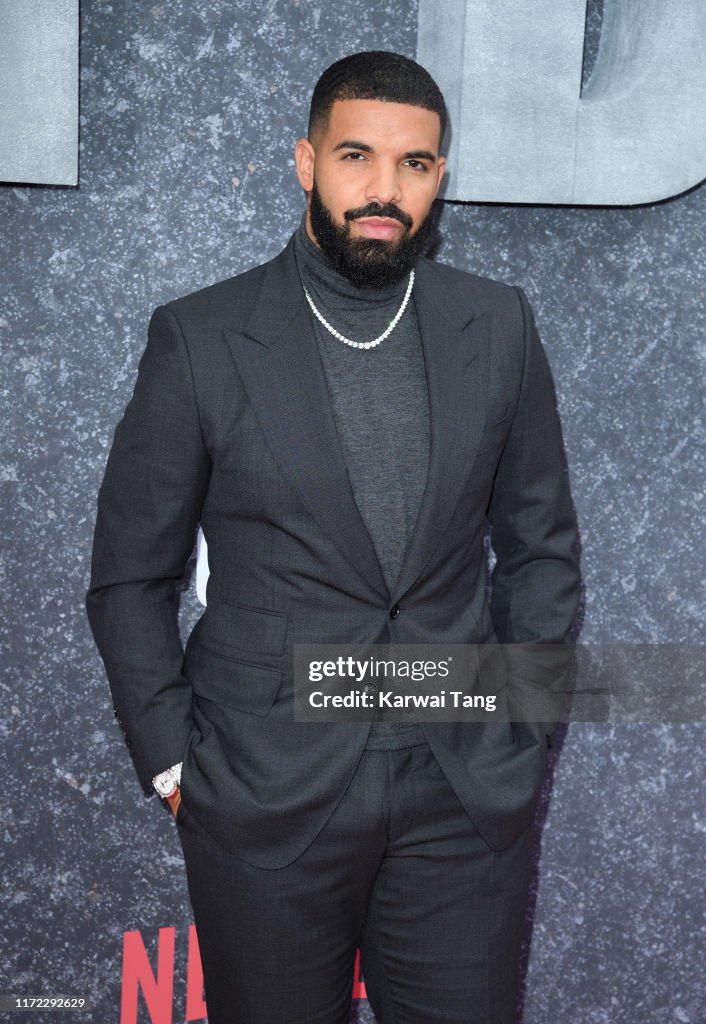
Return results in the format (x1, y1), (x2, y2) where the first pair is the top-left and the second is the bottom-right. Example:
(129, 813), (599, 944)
(152, 762), (182, 798)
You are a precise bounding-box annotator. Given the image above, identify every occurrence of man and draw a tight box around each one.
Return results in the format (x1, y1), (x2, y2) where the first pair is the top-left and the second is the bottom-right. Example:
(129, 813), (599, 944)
(87, 51), (580, 1024)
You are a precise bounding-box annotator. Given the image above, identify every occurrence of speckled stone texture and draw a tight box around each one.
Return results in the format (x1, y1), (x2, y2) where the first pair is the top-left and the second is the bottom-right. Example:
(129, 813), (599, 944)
(0, 2), (703, 1022)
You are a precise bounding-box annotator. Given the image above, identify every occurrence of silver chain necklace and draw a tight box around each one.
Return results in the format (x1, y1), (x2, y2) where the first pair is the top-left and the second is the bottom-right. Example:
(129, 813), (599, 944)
(302, 270), (415, 350)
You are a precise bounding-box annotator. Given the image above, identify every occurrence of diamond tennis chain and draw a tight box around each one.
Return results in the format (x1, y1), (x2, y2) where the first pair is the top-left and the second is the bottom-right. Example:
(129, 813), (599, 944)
(302, 270), (415, 350)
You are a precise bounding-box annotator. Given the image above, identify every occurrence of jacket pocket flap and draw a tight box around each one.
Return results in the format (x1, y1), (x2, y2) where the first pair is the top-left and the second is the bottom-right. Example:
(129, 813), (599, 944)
(201, 600), (288, 656)
(185, 645), (282, 717)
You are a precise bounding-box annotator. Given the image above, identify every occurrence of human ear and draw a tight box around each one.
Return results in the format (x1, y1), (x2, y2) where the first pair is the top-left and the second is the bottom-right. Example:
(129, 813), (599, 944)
(295, 138), (316, 192)
(434, 156), (447, 196)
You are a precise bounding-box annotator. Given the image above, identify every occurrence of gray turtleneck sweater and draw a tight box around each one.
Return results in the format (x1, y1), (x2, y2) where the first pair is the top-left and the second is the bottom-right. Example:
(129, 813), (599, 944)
(294, 216), (429, 749)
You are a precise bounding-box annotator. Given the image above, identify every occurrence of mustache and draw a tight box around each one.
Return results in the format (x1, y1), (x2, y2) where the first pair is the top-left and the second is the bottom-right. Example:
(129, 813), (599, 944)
(343, 203), (413, 231)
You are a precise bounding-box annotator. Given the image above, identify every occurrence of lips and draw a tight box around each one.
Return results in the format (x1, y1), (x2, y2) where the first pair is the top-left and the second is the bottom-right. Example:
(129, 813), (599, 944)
(353, 217), (405, 240)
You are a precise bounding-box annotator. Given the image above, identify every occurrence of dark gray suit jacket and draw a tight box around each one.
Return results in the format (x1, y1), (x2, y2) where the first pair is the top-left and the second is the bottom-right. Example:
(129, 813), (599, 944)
(86, 232), (580, 868)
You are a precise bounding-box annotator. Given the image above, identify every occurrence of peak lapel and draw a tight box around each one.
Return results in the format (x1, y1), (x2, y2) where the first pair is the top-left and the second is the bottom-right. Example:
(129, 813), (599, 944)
(391, 259), (492, 601)
(223, 236), (390, 601)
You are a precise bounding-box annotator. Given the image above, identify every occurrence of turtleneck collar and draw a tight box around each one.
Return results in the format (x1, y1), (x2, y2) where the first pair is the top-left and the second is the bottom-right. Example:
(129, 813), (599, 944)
(293, 211), (409, 312)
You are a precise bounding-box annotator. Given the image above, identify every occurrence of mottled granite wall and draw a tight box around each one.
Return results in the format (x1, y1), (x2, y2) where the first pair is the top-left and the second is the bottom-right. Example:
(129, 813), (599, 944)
(0, 1), (703, 1022)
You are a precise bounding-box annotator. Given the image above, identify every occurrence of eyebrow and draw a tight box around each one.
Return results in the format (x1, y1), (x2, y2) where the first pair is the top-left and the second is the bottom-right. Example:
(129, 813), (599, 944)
(333, 139), (437, 162)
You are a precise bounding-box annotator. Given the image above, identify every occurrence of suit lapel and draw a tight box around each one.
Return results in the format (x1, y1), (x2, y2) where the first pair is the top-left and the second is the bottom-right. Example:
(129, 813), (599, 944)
(223, 236), (491, 604)
(224, 235), (390, 600)
(391, 258), (491, 601)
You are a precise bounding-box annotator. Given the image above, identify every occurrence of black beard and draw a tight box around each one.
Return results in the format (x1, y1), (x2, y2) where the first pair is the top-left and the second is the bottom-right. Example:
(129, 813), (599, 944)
(308, 181), (441, 289)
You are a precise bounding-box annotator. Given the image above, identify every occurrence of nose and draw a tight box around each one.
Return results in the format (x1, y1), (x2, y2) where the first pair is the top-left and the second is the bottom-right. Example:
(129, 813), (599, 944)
(364, 161), (402, 205)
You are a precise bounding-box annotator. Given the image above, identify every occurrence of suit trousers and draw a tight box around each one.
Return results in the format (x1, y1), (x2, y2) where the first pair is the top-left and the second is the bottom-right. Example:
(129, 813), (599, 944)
(176, 736), (535, 1024)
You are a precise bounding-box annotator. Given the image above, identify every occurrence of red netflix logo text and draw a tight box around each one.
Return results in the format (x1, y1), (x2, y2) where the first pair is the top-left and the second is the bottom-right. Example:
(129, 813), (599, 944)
(121, 926), (367, 1023)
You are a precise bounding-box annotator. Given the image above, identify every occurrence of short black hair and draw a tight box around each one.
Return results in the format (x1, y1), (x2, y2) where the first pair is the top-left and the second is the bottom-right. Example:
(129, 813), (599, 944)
(308, 50), (447, 146)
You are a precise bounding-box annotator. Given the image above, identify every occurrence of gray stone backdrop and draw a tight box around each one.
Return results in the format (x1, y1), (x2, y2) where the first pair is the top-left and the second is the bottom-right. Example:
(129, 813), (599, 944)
(1, 2), (703, 1022)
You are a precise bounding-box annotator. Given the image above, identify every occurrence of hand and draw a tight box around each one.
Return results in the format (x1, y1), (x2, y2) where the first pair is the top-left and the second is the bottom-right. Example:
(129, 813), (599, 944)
(166, 787), (182, 818)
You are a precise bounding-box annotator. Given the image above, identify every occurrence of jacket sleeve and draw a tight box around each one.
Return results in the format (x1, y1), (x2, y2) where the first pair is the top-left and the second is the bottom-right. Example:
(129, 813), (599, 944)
(486, 286), (581, 744)
(85, 305), (212, 792)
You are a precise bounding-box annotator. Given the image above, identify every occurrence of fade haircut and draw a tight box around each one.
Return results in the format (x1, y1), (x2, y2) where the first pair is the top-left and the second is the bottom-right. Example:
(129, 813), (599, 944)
(308, 51), (447, 147)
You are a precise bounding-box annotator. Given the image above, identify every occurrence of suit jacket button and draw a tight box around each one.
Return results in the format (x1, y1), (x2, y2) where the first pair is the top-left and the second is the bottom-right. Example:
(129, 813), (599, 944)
(389, 604), (401, 619)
